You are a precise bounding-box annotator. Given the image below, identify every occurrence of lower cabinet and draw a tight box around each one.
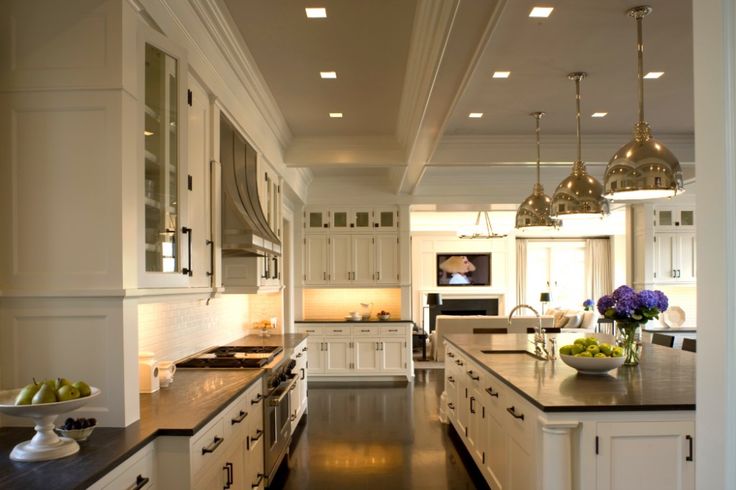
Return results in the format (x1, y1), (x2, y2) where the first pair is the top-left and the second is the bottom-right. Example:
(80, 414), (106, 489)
(296, 323), (412, 380)
(88, 440), (158, 490)
(443, 342), (695, 490)
(290, 338), (309, 434)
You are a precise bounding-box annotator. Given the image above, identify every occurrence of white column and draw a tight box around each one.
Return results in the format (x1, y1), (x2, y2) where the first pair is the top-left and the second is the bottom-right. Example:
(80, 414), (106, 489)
(541, 422), (579, 490)
(693, 1), (736, 489)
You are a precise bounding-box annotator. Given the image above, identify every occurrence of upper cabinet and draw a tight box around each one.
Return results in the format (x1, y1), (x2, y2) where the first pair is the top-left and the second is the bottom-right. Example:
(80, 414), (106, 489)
(305, 207), (399, 232)
(654, 206), (695, 231)
(139, 31), (192, 288)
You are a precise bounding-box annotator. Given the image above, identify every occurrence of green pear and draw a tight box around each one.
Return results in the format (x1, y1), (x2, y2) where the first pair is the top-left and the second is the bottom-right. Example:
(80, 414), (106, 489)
(32, 383), (57, 404)
(53, 377), (71, 391)
(72, 381), (91, 397)
(56, 385), (80, 402)
(14, 382), (40, 406)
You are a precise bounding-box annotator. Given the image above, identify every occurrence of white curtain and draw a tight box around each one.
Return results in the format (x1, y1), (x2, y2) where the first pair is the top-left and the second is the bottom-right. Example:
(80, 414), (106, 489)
(516, 239), (527, 306)
(585, 238), (612, 301)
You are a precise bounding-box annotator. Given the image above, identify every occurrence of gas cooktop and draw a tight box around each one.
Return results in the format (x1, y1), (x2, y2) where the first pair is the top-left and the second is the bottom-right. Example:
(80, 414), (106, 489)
(176, 345), (284, 369)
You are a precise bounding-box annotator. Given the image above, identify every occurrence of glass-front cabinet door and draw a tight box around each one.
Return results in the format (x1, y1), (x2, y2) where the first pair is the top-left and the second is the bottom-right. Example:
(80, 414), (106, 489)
(144, 43), (179, 273)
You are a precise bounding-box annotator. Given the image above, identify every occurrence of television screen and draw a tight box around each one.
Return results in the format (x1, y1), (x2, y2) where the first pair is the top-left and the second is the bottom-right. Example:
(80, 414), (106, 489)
(436, 254), (491, 286)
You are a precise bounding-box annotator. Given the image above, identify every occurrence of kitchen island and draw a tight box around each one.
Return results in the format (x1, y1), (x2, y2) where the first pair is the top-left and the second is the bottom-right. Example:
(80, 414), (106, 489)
(443, 333), (695, 490)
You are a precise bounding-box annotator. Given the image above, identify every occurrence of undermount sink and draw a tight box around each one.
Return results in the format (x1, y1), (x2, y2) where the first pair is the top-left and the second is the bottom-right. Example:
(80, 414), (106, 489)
(480, 349), (547, 361)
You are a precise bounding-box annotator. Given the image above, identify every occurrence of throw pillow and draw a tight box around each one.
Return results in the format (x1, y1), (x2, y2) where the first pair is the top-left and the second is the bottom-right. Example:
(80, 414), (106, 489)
(580, 310), (598, 329)
(553, 311), (569, 328)
(564, 311), (583, 328)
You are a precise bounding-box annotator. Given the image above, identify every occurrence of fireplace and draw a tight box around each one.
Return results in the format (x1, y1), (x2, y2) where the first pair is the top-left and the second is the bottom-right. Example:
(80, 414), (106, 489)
(428, 298), (499, 332)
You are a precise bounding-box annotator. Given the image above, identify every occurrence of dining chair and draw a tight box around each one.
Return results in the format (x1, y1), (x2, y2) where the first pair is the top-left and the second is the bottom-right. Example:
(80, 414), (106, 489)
(681, 338), (697, 353)
(651, 332), (675, 348)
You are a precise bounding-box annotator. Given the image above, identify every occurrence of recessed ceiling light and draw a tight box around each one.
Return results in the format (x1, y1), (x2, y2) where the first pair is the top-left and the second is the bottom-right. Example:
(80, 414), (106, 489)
(468, 113), (484, 118)
(329, 112), (343, 118)
(492, 71), (511, 78)
(305, 7), (327, 18)
(643, 71), (664, 79)
(320, 71), (337, 79)
(591, 112), (608, 118)
(529, 6), (554, 18)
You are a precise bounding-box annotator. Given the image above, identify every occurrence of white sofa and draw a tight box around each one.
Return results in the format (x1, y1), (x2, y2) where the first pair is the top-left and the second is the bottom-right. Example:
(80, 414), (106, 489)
(431, 309), (599, 361)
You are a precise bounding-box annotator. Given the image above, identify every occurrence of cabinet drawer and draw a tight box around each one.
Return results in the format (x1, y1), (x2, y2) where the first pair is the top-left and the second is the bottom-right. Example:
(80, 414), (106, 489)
(100, 441), (157, 490)
(354, 326), (380, 336)
(380, 326), (406, 336)
(296, 326), (323, 335)
(223, 391), (249, 443)
(499, 385), (535, 452)
(191, 418), (226, 477)
(326, 326), (349, 335)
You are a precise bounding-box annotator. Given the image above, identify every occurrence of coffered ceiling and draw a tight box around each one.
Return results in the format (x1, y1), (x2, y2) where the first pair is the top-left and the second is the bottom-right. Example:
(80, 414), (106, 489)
(221, 0), (694, 200)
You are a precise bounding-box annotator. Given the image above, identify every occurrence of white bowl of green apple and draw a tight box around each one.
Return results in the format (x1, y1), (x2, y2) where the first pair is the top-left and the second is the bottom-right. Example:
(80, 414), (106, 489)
(559, 338), (625, 375)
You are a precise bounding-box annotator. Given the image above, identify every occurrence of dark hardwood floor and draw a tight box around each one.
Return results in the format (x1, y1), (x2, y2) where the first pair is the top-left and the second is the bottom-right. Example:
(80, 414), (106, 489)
(270, 369), (489, 490)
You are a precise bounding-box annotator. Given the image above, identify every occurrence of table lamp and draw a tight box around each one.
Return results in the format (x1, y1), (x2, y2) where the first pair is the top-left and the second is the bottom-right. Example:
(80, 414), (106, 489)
(539, 292), (550, 314)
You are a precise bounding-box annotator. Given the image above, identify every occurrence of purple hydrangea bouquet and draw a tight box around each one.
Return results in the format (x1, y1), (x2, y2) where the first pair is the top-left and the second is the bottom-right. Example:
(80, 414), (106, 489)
(597, 285), (669, 365)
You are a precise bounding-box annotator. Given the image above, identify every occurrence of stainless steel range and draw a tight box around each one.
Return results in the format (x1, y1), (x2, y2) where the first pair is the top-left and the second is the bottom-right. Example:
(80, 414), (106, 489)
(177, 344), (296, 486)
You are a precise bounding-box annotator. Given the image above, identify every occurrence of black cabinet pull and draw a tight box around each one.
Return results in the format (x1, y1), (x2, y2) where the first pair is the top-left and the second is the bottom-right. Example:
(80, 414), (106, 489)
(296, 352), (302, 358)
(251, 473), (264, 488)
(470, 396), (476, 414)
(231, 410), (247, 425)
(223, 462), (233, 489)
(447, 352), (455, 358)
(301, 367), (305, 380)
(206, 239), (214, 277)
(486, 387), (499, 398)
(182, 227), (193, 276)
(447, 376), (455, 383)
(686, 435), (693, 461)
(506, 406), (524, 420)
(251, 394), (263, 405)
(448, 402), (455, 410)
(202, 435), (224, 455)
(251, 429), (263, 442)
(273, 256), (279, 280)
(455, 359), (464, 366)
(466, 370), (479, 381)
(133, 474), (150, 490)
(302, 346), (308, 352)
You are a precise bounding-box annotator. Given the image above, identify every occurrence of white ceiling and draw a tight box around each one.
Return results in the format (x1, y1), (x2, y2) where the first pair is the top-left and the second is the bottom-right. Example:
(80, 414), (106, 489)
(223, 0), (417, 138)
(221, 0), (695, 200)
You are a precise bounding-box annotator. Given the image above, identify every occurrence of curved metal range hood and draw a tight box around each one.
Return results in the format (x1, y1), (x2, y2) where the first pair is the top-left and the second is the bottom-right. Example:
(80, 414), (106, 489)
(220, 116), (281, 257)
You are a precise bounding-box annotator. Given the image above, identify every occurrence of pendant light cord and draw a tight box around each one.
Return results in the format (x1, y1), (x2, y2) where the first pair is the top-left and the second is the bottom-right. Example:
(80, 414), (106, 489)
(535, 114), (541, 185)
(575, 76), (582, 162)
(637, 15), (645, 123)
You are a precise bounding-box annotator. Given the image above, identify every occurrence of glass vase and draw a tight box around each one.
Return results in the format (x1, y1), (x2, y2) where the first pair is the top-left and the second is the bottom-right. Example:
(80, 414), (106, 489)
(616, 321), (642, 366)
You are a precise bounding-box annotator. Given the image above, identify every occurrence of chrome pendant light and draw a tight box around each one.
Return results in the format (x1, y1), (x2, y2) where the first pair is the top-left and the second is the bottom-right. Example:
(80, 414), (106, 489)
(515, 112), (561, 229)
(603, 6), (683, 200)
(550, 73), (609, 219)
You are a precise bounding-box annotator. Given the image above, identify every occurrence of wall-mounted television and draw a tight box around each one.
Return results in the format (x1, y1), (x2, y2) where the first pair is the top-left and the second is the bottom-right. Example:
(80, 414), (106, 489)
(436, 253), (491, 286)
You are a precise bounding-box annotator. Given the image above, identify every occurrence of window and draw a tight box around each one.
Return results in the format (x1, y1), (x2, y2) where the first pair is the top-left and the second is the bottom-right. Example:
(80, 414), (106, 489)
(526, 241), (586, 312)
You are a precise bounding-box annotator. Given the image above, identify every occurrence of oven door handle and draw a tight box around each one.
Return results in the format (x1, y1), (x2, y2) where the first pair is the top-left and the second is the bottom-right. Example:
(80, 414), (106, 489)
(269, 376), (298, 406)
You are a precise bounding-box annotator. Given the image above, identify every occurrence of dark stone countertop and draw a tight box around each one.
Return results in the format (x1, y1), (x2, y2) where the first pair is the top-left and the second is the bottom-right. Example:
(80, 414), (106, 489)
(0, 334), (304, 490)
(445, 332), (695, 413)
(295, 319), (414, 324)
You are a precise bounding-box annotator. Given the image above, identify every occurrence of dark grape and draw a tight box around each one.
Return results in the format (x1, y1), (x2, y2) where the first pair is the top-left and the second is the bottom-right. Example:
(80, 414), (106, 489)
(65, 418), (74, 426)
(89, 418), (97, 427)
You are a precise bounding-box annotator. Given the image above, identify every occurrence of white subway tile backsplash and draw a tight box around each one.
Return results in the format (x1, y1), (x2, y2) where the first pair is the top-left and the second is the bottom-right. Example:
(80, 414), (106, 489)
(138, 295), (249, 362)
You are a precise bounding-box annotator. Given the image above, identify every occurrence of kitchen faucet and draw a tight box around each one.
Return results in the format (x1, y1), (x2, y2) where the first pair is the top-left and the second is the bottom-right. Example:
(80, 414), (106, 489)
(508, 304), (553, 360)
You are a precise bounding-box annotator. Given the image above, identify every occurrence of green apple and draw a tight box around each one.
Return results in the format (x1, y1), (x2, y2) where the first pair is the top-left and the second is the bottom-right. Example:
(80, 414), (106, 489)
(72, 381), (92, 397)
(585, 337), (599, 346)
(573, 338), (587, 346)
(611, 346), (624, 357)
(14, 382), (40, 406)
(594, 352), (608, 358)
(559, 345), (574, 356)
(599, 343), (613, 356)
(586, 345), (600, 356)
(32, 383), (57, 404)
(577, 351), (593, 358)
(56, 385), (80, 402)
(571, 344), (585, 355)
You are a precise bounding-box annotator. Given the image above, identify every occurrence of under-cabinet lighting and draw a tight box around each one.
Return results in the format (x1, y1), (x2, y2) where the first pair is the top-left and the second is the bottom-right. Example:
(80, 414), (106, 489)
(468, 113), (484, 118)
(320, 71), (337, 79)
(329, 112), (343, 118)
(305, 7), (327, 18)
(591, 112), (608, 118)
(492, 71), (511, 78)
(643, 71), (664, 79)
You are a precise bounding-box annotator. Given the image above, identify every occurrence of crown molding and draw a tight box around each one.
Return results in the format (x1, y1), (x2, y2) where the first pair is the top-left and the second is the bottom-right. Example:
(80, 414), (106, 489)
(187, 0), (292, 148)
(432, 133), (695, 165)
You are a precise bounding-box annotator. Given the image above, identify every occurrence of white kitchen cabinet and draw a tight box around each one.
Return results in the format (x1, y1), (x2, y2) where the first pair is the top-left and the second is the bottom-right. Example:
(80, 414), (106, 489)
(375, 234), (399, 284)
(304, 235), (330, 284)
(303, 233), (399, 286)
(373, 207), (399, 231)
(296, 323), (412, 380)
(290, 338), (309, 434)
(596, 421), (694, 490)
(654, 232), (696, 283)
(654, 206), (695, 231)
(305, 208), (330, 231)
(88, 441), (158, 490)
(243, 381), (265, 490)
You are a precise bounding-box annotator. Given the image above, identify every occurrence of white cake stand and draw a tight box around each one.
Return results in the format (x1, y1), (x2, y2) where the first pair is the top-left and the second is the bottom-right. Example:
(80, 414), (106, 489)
(0, 387), (100, 461)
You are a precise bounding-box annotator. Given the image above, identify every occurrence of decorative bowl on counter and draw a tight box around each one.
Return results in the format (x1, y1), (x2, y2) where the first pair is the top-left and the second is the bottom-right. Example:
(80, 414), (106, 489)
(559, 354), (625, 375)
(378, 314), (391, 321)
(55, 425), (96, 442)
(0, 387), (101, 461)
